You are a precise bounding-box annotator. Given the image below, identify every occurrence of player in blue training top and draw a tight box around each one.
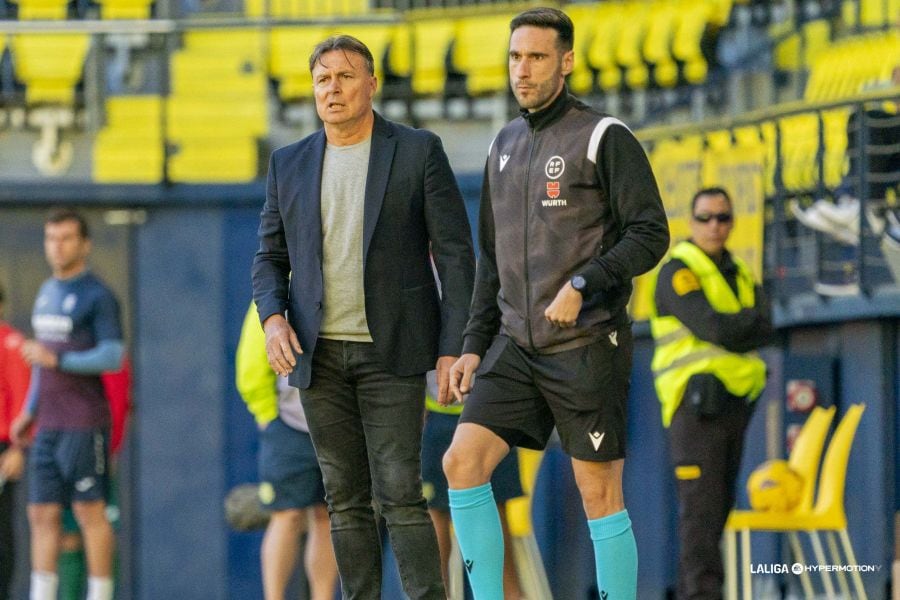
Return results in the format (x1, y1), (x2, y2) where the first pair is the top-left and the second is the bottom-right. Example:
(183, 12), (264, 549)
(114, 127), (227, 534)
(12, 208), (124, 600)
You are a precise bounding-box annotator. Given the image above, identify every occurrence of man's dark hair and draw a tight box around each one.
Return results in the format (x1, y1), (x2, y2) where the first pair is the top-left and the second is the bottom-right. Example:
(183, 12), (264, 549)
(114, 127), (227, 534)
(308, 35), (375, 76)
(510, 7), (574, 52)
(46, 207), (90, 239)
(691, 187), (733, 213)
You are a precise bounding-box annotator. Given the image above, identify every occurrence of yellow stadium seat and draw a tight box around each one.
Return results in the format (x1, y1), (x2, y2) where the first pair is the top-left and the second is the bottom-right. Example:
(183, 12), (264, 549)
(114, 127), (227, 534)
(96, 0), (154, 19)
(166, 96), (267, 140)
(760, 121), (778, 196)
(779, 113), (820, 193)
(333, 0), (368, 16)
(643, 0), (680, 88)
(411, 19), (457, 96)
(588, 2), (625, 92)
(823, 108), (851, 190)
(9, 0), (68, 20)
(563, 2), (598, 94)
(709, 0), (734, 26)
(335, 23), (405, 83)
(724, 406), (836, 598)
(804, 31), (900, 102)
(168, 138), (259, 183)
(452, 14), (514, 95)
(163, 30), (267, 183)
(93, 95), (164, 184)
(170, 51), (267, 98)
(726, 405), (867, 600)
(706, 129), (733, 152)
(11, 34), (91, 105)
(93, 131), (164, 183)
(733, 125), (761, 149)
(270, 26), (332, 101)
(386, 22), (412, 78)
(774, 18), (830, 72)
(842, 0), (900, 27)
(672, 0), (711, 85)
(184, 29), (265, 54)
(616, 1), (650, 90)
(246, 0), (368, 19)
(105, 95), (163, 135)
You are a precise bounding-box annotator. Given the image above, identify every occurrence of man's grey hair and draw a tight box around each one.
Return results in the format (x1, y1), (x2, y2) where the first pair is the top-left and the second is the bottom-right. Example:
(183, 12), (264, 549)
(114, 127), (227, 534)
(308, 34), (375, 75)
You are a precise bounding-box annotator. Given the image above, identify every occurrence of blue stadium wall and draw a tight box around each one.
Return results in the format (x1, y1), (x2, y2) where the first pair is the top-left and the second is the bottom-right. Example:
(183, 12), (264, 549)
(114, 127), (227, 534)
(0, 177), (895, 599)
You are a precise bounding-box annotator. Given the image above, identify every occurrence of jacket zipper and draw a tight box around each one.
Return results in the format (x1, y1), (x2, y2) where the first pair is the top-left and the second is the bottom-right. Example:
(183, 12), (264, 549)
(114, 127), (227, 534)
(524, 128), (536, 351)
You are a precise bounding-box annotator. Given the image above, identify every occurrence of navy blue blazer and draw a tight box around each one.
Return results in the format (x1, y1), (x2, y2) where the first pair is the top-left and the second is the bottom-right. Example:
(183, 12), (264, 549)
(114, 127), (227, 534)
(252, 113), (475, 389)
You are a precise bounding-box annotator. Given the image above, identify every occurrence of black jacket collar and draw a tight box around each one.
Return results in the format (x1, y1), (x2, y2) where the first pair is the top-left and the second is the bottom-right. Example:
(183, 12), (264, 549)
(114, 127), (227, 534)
(521, 86), (573, 131)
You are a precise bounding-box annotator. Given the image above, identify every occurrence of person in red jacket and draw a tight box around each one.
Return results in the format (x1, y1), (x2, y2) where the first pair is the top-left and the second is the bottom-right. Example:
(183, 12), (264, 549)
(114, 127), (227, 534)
(0, 282), (30, 599)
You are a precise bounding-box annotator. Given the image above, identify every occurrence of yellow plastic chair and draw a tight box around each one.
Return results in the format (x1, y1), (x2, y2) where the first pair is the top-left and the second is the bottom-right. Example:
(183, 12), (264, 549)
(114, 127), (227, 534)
(725, 404), (867, 600)
(725, 405), (836, 598)
(10, 34), (91, 105)
(778, 113), (819, 193)
(672, 0), (711, 85)
(168, 137), (258, 183)
(93, 95), (164, 183)
(96, 0), (154, 19)
(822, 108), (851, 190)
(9, 0), (68, 20)
(643, 0), (679, 88)
(269, 26), (331, 101)
(587, 2), (624, 92)
(843, 0), (900, 28)
(452, 14), (513, 96)
(564, 2), (598, 95)
(410, 19), (456, 97)
(615, 1), (650, 91)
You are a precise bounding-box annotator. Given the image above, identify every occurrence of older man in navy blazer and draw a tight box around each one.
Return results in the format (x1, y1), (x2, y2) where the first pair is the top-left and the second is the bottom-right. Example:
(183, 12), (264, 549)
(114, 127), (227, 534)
(252, 34), (474, 600)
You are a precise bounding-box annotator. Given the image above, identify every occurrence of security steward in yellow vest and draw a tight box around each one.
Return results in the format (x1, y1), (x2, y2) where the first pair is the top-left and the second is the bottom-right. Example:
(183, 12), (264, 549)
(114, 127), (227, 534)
(649, 187), (772, 600)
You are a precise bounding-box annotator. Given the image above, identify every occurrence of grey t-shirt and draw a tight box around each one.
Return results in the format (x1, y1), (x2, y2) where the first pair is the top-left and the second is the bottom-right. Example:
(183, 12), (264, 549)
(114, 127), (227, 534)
(319, 137), (373, 342)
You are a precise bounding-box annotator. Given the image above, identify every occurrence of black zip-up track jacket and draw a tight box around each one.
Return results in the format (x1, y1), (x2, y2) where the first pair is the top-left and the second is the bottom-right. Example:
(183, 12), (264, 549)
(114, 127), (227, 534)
(462, 90), (670, 356)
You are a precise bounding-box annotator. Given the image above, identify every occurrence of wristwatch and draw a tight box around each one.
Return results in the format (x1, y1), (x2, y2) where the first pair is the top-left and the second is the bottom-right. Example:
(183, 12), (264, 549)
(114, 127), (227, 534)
(570, 275), (587, 293)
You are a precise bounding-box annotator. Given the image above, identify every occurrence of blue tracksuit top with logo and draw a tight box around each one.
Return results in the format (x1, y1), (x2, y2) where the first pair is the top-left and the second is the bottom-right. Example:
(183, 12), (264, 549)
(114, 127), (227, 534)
(31, 271), (121, 430)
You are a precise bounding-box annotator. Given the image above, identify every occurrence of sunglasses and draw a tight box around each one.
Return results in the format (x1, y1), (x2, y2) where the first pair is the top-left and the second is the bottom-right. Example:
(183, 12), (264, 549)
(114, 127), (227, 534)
(693, 212), (733, 224)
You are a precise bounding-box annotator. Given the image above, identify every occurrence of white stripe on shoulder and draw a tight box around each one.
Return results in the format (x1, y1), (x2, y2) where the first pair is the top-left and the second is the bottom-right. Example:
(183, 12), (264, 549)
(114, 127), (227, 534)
(488, 136), (496, 157)
(587, 117), (632, 164)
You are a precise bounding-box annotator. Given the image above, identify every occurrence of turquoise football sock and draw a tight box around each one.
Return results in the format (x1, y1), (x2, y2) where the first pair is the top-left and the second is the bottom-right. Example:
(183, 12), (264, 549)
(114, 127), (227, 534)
(588, 509), (638, 600)
(448, 483), (504, 600)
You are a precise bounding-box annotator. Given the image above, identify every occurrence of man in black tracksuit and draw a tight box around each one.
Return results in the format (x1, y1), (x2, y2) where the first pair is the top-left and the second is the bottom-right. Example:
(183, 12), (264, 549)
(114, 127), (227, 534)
(442, 8), (669, 600)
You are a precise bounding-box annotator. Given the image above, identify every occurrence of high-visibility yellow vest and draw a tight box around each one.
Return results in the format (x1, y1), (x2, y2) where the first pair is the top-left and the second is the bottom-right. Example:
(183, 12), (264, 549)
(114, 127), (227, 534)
(649, 241), (767, 427)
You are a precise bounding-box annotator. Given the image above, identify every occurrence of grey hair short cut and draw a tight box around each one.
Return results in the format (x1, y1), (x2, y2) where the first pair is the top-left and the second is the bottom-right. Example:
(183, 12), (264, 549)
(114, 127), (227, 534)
(308, 35), (375, 75)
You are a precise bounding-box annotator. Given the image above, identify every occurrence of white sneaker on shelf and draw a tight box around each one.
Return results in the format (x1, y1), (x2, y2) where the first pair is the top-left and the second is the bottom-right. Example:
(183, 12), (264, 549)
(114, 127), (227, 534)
(789, 198), (859, 245)
(813, 280), (861, 296)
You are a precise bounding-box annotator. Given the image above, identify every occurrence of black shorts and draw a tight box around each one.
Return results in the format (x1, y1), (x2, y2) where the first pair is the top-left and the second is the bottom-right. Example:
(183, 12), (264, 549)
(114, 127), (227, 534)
(459, 326), (632, 462)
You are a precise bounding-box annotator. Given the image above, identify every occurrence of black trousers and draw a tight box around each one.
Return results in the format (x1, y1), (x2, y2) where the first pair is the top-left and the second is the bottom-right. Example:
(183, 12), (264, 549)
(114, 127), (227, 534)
(0, 442), (15, 600)
(668, 400), (755, 600)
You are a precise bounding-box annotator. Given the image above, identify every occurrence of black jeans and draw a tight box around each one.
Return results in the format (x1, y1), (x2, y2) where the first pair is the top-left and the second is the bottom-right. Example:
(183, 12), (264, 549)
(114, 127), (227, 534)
(300, 339), (444, 600)
(669, 399), (755, 600)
